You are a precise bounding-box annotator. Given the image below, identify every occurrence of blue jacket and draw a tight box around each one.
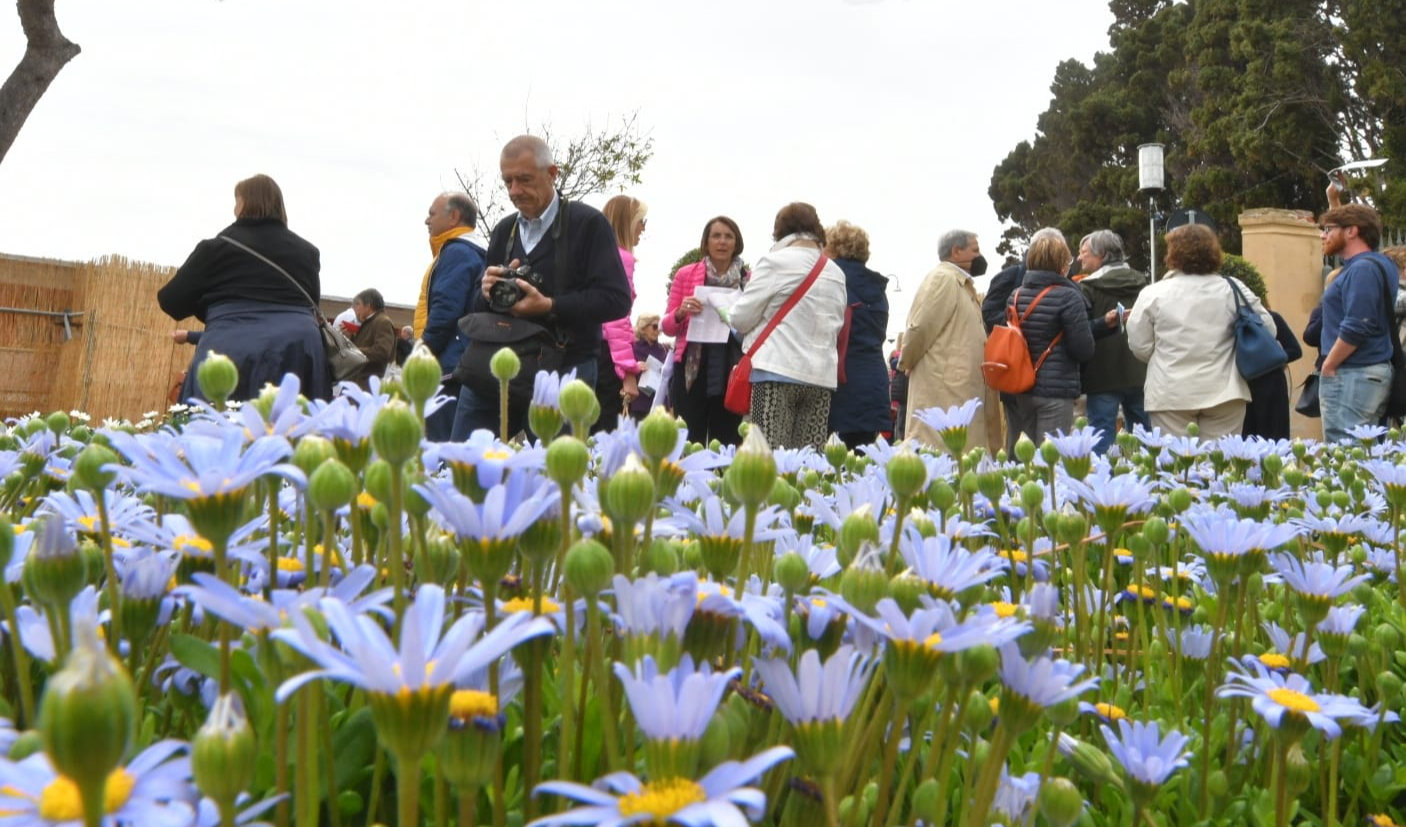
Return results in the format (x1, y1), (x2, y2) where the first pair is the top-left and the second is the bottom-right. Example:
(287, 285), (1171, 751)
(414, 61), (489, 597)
(1321, 250), (1399, 367)
(828, 258), (892, 434)
(424, 237), (486, 374)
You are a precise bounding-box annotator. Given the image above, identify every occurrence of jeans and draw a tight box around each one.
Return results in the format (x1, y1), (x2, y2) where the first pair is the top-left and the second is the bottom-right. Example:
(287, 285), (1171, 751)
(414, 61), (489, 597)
(1320, 361), (1391, 444)
(450, 358), (597, 442)
(1085, 389), (1150, 454)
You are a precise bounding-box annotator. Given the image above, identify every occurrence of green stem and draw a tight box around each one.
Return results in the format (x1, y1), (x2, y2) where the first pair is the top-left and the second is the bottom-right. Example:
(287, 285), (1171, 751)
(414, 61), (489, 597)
(964, 723), (1016, 827)
(266, 485), (280, 600)
(523, 637), (545, 821)
(820, 773), (840, 827)
(1274, 738), (1291, 827)
(366, 749), (387, 827)
(870, 698), (909, 827)
(586, 600), (622, 770)
(275, 700), (291, 827)
(94, 491), (123, 654)
(398, 751), (423, 827)
(499, 378), (510, 444)
(458, 785), (478, 827)
(389, 462), (407, 632)
(0, 582), (35, 726)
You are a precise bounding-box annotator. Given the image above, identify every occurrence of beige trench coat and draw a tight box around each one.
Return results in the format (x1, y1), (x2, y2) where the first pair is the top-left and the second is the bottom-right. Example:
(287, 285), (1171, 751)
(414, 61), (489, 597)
(898, 261), (1001, 453)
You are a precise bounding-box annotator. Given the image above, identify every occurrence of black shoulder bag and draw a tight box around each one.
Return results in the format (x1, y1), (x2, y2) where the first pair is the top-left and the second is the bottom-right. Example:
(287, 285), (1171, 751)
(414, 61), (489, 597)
(452, 199), (571, 405)
(1369, 258), (1406, 418)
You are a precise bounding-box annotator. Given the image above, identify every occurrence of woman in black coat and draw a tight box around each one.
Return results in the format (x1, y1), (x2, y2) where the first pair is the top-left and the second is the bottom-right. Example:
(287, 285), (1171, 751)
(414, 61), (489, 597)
(824, 221), (892, 449)
(158, 175), (331, 402)
(1003, 228), (1096, 452)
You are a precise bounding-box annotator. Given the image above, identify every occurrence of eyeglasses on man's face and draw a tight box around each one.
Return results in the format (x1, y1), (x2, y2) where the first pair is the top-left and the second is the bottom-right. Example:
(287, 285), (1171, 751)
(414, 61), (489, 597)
(1320, 224), (1343, 235)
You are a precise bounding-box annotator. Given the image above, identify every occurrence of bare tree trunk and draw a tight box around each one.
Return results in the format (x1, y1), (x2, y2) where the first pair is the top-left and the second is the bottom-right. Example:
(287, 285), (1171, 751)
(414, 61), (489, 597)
(0, 0), (80, 167)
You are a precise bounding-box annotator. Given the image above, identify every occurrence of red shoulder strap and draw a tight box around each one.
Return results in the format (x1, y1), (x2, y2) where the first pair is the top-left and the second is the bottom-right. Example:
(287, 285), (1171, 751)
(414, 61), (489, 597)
(743, 255), (829, 357)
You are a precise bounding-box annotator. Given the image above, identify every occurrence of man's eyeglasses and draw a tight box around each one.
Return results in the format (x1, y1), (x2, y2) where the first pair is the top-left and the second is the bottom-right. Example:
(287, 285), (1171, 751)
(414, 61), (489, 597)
(1320, 224), (1343, 234)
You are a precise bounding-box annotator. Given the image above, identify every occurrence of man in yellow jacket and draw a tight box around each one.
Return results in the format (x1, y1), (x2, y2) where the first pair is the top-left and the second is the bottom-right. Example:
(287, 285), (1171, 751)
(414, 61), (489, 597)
(415, 191), (486, 440)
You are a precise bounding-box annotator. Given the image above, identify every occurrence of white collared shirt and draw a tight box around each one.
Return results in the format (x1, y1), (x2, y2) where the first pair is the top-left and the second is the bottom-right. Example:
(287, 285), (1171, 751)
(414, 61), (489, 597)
(517, 192), (561, 254)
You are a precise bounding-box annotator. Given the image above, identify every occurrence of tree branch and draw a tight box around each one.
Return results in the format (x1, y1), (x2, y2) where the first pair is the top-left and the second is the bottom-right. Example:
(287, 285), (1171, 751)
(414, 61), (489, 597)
(0, 0), (81, 166)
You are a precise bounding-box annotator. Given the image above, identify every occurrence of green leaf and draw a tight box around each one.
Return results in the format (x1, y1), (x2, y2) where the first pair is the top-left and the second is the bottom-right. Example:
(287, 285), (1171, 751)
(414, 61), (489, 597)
(332, 707), (378, 791)
(170, 633), (220, 678)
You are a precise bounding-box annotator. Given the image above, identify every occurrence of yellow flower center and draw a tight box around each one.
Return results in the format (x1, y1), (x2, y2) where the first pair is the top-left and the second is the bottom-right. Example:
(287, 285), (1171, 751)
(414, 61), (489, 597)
(483, 449), (512, 461)
(1162, 596), (1193, 611)
(38, 768), (134, 820)
(449, 689), (499, 719)
(809, 598), (827, 609)
(78, 516), (100, 533)
(500, 597), (562, 614)
(923, 632), (944, 650)
(1268, 687), (1321, 714)
(1000, 549), (1028, 564)
(1258, 653), (1292, 670)
(988, 697), (1000, 715)
(13, 523), (26, 534)
(182, 479), (202, 493)
(1095, 703), (1127, 721)
(174, 534), (214, 554)
(357, 491), (378, 510)
(991, 601), (1018, 618)
(616, 778), (707, 821)
(276, 557), (305, 573)
(1128, 584), (1158, 600)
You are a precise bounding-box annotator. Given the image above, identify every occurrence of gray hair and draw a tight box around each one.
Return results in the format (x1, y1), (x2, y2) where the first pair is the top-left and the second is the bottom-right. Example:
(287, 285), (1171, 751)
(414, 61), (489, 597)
(937, 229), (977, 261)
(442, 191), (478, 228)
(1079, 229), (1126, 264)
(501, 134), (554, 169)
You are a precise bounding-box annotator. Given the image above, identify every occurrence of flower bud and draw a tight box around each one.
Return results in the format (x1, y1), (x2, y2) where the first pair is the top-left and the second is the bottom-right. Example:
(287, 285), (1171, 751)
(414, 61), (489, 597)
(0, 516), (13, 571)
(415, 536), (462, 586)
(977, 470), (1005, 504)
(638, 410), (681, 465)
(528, 403), (565, 443)
(1285, 743), (1312, 795)
(307, 459), (357, 513)
(725, 426), (777, 508)
(518, 517), (561, 565)
(193, 693), (257, 805)
(911, 779), (941, 825)
(929, 478), (956, 513)
(1039, 439), (1061, 469)
(1142, 515), (1169, 546)
(886, 448), (927, 500)
(371, 401), (422, 467)
(22, 518), (88, 609)
(46, 411), (71, 436)
(489, 347), (521, 382)
(840, 565), (887, 616)
(838, 506), (880, 566)
(9, 729), (42, 760)
(1058, 733), (1123, 789)
(774, 552), (810, 594)
(1020, 481), (1045, 512)
(957, 644), (1000, 686)
(197, 352), (239, 404)
(1046, 695), (1080, 727)
(1169, 487), (1193, 513)
(363, 459), (394, 506)
(558, 380), (596, 424)
(563, 539), (614, 597)
(643, 539), (679, 576)
(768, 478), (801, 512)
(1207, 769), (1228, 798)
(73, 444), (119, 493)
(964, 690), (995, 731)
(604, 454), (656, 528)
(1038, 777), (1083, 827)
(291, 435), (336, 477)
(959, 470), (979, 496)
(545, 436), (590, 488)
(824, 435), (849, 473)
(39, 622), (136, 816)
(402, 344), (443, 407)
(888, 574), (925, 615)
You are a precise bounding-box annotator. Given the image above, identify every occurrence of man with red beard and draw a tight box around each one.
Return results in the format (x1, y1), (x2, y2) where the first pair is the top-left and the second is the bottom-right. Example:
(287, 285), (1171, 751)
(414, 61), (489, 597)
(1317, 203), (1401, 442)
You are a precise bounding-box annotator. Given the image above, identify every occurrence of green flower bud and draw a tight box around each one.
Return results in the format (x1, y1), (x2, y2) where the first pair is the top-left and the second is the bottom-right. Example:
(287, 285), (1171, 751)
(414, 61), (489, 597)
(1009, 433), (1035, 464)
(1057, 512), (1089, 546)
(1262, 453), (1283, 477)
(699, 714), (731, 770)
(959, 470), (980, 497)
(38, 623), (136, 818)
(638, 410), (681, 465)
(403, 468), (432, 518)
(371, 401), (422, 467)
(1020, 481), (1045, 512)
(489, 347), (521, 382)
(192, 693), (257, 805)
(957, 644), (1000, 686)
(528, 403), (565, 443)
(977, 470), (1005, 504)
(73, 444), (119, 493)
(1038, 777), (1084, 827)
(1348, 633), (1369, 656)
(929, 478), (957, 514)
(197, 352), (239, 404)
(1376, 671), (1402, 702)
(1039, 439), (1061, 469)
(23, 519), (88, 609)
(768, 478), (801, 512)
(9, 729), (42, 760)
(838, 506), (880, 566)
(402, 344), (443, 407)
(46, 411), (71, 436)
(363, 459), (394, 506)
(291, 435), (336, 477)
(1142, 515), (1169, 547)
(1285, 744), (1312, 795)
(840, 564), (887, 616)
(415, 536), (462, 586)
(824, 434), (849, 472)
(1059, 733), (1123, 789)
(888, 574), (925, 615)
(544, 436), (590, 488)
(564, 539), (614, 597)
(604, 454), (656, 528)
(774, 552), (810, 594)
(518, 517), (561, 565)
(643, 539), (679, 576)
(558, 379), (596, 424)
(886, 448), (928, 499)
(725, 427), (777, 508)
(1207, 769), (1229, 798)
(307, 459), (357, 513)
(1046, 695), (1080, 728)
(910, 778), (941, 824)
(964, 690), (995, 732)
(1169, 488), (1193, 513)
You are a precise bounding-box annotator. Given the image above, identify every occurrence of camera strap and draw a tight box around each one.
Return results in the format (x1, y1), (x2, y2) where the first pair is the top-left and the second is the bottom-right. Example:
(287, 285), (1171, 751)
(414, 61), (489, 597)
(499, 193), (571, 343)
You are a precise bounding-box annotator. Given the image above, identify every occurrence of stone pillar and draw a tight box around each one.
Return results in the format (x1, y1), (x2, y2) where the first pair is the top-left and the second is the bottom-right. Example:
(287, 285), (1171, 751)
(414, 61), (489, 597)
(1238, 208), (1323, 441)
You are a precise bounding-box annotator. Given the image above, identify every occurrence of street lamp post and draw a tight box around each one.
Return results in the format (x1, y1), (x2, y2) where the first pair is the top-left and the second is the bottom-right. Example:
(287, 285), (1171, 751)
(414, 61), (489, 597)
(1138, 142), (1165, 280)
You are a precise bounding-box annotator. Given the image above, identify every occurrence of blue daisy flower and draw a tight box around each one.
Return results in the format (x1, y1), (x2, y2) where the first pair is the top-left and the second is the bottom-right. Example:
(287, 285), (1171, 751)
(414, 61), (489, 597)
(1216, 660), (1371, 739)
(1100, 718), (1192, 787)
(0, 739), (197, 827)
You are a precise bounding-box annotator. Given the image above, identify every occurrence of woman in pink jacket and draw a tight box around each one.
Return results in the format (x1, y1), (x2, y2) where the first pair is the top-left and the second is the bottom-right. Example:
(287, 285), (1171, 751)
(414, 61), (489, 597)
(663, 215), (747, 446)
(593, 195), (647, 432)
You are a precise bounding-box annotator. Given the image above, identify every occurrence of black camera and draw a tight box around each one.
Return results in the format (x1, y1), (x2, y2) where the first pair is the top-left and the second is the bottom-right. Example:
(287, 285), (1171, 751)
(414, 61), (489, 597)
(488, 264), (545, 312)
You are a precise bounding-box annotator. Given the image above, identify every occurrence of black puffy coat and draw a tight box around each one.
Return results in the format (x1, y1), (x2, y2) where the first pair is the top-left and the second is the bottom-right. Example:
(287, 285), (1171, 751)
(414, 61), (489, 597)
(829, 258), (892, 433)
(1006, 269), (1096, 398)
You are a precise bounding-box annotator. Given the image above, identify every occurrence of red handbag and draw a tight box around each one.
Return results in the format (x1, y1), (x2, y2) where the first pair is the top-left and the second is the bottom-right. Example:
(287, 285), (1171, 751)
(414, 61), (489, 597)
(724, 255), (830, 415)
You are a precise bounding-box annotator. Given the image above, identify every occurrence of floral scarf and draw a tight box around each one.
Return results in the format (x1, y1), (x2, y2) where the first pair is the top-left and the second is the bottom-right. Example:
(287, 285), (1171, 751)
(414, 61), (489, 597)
(684, 258), (744, 392)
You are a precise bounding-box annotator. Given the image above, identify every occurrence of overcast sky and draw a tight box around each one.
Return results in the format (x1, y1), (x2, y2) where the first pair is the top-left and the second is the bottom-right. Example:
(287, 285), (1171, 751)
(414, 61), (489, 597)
(0, 0), (1116, 343)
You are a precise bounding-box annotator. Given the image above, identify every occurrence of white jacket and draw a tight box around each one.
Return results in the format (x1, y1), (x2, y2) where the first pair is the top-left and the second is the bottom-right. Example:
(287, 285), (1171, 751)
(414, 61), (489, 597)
(1126, 271), (1275, 412)
(731, 238), (848, 389)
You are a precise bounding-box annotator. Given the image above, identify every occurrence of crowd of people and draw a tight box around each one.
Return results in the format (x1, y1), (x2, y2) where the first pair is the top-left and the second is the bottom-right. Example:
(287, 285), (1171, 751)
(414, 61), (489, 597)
(158, 137), (1406, 454)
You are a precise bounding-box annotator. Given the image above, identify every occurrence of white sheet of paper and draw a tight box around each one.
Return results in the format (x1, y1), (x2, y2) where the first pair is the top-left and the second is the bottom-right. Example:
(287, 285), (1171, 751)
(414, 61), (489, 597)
(651, 353), (675, 412)
(686, 286), (741, 344)
(639, 355), (664, 395)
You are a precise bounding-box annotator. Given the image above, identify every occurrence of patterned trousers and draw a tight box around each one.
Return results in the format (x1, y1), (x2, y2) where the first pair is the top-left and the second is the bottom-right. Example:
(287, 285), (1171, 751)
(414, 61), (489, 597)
(749, 381), (832, 450)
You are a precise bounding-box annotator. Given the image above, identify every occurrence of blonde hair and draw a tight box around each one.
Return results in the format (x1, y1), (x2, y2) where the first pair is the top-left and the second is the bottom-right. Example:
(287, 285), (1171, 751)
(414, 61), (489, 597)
(826, 220), (871, 262)
(634, 313), (661, 339)
(603, 195), (647, 253)
(1026, 227), (1072, 273)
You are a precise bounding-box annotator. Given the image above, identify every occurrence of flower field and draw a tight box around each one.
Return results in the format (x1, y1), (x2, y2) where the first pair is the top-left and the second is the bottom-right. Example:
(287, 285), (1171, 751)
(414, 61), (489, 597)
(2, 348), (1405, 827)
